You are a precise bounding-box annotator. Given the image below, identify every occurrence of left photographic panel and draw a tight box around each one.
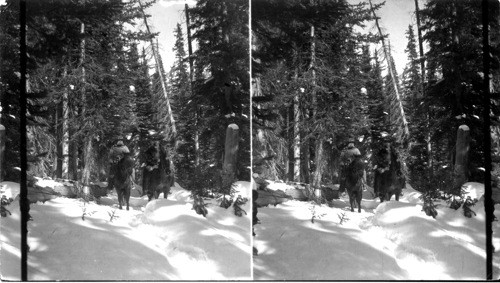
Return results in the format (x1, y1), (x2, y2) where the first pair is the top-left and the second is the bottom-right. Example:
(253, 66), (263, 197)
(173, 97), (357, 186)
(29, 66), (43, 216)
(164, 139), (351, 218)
(0, 0), (252, 280)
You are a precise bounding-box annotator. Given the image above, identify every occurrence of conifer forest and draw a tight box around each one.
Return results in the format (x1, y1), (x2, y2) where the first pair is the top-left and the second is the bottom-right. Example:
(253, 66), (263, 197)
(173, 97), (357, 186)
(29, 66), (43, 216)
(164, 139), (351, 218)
(1, 0), (500, 281)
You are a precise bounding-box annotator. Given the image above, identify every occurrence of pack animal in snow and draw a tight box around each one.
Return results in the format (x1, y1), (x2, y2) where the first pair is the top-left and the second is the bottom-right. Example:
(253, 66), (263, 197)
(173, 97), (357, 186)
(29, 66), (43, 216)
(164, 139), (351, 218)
(108, 153), (134, 210)
(373, 143), (406, 202)
(142, 145), (174, 201)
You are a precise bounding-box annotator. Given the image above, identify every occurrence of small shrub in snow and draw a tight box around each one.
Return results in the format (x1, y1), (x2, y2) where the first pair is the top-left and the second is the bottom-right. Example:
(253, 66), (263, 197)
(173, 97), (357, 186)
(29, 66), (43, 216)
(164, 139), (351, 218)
(233, 195), (248, 217)
(192, 195), (208, 217)
(337, 212), (350, 225)
(220, 197), (233, 209)
(421, 194), (438, 219)
(449, 197), (463, 210)
(462, 196), (477, 218)
(1, 195), (13, 217)
(108, 209), (119, 222)
(309, 204), (326, 223)
(80, 202), (95, 221)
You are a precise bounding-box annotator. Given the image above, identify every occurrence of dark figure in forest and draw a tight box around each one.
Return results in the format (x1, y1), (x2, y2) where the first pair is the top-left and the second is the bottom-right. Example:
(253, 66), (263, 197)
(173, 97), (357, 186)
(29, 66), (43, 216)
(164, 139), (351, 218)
(373, 143), (406, 202)
(340, 141), (364, 213)
(252, 189), (260, 234)
(252, 189), (259, 255)
(192, 195), (208, 217)
(108, 140), (134, 210)
(142, 145), (174, 201)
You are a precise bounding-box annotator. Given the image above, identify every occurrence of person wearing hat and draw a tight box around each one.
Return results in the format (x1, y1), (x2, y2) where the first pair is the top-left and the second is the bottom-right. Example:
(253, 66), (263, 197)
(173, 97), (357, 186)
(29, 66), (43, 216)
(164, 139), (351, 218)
(107, 137), (135, 209)
(341, 140), (361, 165)
(110, 138), (130, 164)
(339, 139), (362, 193)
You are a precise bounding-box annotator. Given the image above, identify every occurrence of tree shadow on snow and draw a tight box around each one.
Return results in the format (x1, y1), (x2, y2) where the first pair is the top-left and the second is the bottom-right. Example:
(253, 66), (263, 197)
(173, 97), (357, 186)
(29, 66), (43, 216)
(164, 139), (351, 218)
(253, 204), (409, 280)
(26, 200), (179, 280)
(142, 207), (252, 280)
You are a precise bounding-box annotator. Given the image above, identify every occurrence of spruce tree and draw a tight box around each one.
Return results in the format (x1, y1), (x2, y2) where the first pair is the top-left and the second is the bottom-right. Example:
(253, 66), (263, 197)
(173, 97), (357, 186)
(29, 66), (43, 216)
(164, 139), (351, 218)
(188, 0), (251, 187)
(169, 23), (195, 185)
(402, 24), (428, 191)
(1, 0), (152, 183)
(421, 0), (497, 188)
(252, 0), (381, 188)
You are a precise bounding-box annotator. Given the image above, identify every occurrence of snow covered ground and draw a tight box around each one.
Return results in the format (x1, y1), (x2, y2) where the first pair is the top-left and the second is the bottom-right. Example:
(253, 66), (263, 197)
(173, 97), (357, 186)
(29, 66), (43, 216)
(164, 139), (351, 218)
(2, 179), (499, 280)
(1, 181), (252, 280)
(254, 182), (500, 280)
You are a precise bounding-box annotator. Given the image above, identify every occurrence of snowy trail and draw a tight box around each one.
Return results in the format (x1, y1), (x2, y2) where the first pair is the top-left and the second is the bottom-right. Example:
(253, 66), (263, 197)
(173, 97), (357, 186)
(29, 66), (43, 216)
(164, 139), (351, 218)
(27, 200), (176, 280)
(254, 183), (500, 280)
(1, 181), (252, 281)
(253, 200), (409, 280)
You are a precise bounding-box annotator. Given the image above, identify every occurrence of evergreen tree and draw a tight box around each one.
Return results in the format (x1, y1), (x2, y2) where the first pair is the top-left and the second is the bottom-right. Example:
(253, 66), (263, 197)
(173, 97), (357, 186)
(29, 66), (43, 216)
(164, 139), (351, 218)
(421, 0), (498, 189)
(169, 23), (195, 185)
(252, 0), (381, 187)
(402, 24), (428, 191)
(188, 0), (251, 187)
(0, 0), (153, 183)
(0, 1), (21, 181)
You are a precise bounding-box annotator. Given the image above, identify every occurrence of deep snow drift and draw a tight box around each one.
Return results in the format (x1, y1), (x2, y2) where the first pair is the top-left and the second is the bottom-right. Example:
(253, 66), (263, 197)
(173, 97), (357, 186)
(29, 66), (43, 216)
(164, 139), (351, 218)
(253, 181), (500, 280)
(0, 181), (252, 280)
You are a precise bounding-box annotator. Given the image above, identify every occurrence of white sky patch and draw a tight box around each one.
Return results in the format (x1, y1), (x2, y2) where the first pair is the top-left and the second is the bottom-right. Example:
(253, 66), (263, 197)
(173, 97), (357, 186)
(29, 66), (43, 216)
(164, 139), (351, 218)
(158, 0), (197, 8)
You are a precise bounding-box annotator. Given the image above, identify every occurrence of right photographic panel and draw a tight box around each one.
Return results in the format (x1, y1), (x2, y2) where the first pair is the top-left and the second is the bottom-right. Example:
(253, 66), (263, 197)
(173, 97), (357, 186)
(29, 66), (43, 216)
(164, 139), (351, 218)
(250, 0), (500, 280)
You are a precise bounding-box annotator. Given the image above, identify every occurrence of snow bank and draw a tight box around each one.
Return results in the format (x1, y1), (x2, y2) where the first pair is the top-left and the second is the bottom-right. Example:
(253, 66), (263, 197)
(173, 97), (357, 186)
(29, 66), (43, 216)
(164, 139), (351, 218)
(400, 183), (423, 204)
(266, 181), (293, 192)
(99, 193), (149, 208)
(254, 181), (499, 280)
(0, 196), (21, 280)
(169, 182), (191, 202)
(33, 177), (62, 189)
(1, 180), (252, 280)
(462, 182), (484, 201)
(0, 181), (20, 199)
(233, 181), (251, 198)
(370, 193), (488, 280)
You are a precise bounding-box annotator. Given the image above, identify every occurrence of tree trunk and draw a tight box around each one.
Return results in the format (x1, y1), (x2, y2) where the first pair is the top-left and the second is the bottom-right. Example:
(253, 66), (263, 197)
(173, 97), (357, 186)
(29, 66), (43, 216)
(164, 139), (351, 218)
(222, 124), (239, 198)
(453, 125), (470, 191)
(82, 138), (92, 185)
(309, 24), (317, 186)
(414, 0), (433, 181)
(293, 67), (301, 182)
(68, 136), (78, 180)
(139, 1), (177, 140)
(185, 4), (199, 167)
(223, 124), (240, 174)
(79, 21), (91, 187)
(311, 138), (326, 204)
(301, 130), (310, 184)
(414, 0), (425, 97)
(56, 66), (69, 179)
(286, 104), (293, 181)
(369, 0), (409, 142)
(300, 25), (317, 185)
(185, 4), (194, 84)
(0, 124), (4, 182)
(62, 78), (69, 179)
(56, 98), (63, 178)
